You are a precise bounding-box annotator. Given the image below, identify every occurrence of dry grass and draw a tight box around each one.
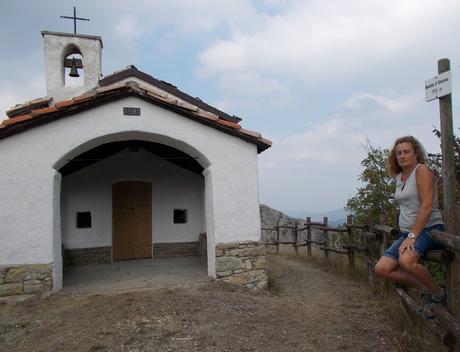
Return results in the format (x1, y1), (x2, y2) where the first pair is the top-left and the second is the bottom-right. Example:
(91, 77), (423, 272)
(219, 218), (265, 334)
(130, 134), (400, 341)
(268, 247), (451, 352)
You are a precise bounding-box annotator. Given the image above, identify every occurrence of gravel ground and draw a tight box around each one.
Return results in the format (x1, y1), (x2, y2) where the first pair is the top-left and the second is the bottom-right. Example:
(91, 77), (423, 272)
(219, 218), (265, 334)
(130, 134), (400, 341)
(0, 254), (445, 352)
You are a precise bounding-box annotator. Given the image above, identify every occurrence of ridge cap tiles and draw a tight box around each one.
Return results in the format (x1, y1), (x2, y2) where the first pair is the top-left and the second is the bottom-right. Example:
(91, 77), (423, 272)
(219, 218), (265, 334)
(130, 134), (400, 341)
(258, 137), (273, 146)
(196, 108), (219, 121)
(217, 118), (241, 130)
(239, 128), (261, 139)
(54, 99), (77, 109)
(94, 82), (127, 94)
(3, 113), (34, 127)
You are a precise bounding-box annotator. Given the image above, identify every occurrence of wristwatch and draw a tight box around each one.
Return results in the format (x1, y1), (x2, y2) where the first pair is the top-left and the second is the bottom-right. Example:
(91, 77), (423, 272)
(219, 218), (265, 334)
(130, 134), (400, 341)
(407, 232), (417, 240)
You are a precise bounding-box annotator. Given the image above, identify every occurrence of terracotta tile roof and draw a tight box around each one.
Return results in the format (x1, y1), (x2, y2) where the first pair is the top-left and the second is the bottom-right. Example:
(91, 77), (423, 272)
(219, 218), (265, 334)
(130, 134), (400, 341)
(100, 65), (241, 123)
(0, 80), (272, 153)
(6, 97), (52, 118)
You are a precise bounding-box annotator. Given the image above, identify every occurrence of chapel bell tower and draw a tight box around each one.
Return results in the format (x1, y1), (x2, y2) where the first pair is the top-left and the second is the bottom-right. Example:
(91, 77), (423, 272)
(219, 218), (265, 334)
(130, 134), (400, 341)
(41, 31), (103, 102)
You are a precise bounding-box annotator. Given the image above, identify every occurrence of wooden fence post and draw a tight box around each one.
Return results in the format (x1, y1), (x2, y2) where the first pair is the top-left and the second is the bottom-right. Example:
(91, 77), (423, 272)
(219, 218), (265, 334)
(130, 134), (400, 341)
(379, 214), (390, 296)
(323, 216), (329, 263)
(366, 234), (375, 288)
(449, 206), (460, 324)
(379, 214), (387, 227)
(276, 224), (280, 254)
(367, 214), (376, 288)
(437, 59), (460, 332)
(438, 59), (456, 234)
(306, 217), (312, 259)
(347, 215), (355, 270)
(293, 224), (298, 255)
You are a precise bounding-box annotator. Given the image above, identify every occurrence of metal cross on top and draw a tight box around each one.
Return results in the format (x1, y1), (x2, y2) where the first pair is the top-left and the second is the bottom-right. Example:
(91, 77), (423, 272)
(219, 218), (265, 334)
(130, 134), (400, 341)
(60, 7), (90, 34)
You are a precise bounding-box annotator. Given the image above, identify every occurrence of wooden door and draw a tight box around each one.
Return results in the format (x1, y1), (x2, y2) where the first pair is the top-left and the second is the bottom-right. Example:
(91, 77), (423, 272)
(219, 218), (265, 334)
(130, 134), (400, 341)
(113, 181), (152, 261)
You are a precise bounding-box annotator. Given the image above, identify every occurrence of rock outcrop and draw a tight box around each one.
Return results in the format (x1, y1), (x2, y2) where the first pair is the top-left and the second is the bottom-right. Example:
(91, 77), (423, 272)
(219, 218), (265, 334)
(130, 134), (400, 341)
(259, 204), (323, 244)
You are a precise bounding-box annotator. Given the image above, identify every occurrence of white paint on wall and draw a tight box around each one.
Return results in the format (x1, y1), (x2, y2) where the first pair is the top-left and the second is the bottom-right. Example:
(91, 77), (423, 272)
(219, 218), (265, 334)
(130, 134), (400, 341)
(61, 148), (204, 249)
(0, 96), (262, 289)
(203, 167), (216, 277)
(52, 170), (63, 291)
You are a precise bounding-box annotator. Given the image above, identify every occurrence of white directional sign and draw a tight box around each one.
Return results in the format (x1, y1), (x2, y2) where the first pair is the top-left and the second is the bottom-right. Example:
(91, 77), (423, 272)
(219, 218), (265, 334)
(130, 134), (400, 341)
(425, 71), (452, 102)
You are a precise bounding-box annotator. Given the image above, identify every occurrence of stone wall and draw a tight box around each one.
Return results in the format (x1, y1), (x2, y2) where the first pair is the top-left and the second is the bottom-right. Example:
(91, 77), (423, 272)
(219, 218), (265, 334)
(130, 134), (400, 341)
(215, 241), (267, 290)
(64, 246), (112, 265)
(0, 264), (53, 303)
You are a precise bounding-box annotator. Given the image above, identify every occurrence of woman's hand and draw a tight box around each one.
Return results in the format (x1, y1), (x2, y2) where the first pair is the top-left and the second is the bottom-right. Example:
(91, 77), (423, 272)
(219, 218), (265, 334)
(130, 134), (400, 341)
(399, 237), (416, 255)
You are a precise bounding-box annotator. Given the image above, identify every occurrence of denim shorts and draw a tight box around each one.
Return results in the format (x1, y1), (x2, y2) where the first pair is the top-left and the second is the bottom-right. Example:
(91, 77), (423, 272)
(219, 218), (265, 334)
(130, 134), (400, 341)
(383, 224), (445, 260)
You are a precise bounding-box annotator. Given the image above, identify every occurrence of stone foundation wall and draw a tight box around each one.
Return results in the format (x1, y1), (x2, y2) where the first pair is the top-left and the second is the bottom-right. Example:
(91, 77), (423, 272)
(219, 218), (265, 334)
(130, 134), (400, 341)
(0, 264), (53, 303)
(64, 246), (112, 265)
(215, 241), (268, 290)
(153, 242), (199, 258)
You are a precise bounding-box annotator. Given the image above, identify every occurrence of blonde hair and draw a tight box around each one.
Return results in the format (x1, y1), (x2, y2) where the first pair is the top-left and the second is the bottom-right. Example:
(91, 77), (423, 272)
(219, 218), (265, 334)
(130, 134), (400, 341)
(388, 136), (428, 177)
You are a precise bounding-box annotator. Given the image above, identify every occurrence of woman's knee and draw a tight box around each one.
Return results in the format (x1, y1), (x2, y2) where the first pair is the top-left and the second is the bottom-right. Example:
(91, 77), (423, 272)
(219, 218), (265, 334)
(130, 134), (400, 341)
(398, 254), (418, 273)
(375, 259), (392, 278)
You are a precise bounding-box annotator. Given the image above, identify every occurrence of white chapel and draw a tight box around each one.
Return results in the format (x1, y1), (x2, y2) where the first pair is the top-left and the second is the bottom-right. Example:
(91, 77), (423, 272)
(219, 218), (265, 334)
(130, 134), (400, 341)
(0, 30), (271, 300)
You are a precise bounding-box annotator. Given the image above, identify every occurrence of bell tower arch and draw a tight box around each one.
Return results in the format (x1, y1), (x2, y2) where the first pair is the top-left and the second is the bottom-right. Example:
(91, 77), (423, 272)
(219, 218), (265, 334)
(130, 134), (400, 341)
(42, 31), (103, 102)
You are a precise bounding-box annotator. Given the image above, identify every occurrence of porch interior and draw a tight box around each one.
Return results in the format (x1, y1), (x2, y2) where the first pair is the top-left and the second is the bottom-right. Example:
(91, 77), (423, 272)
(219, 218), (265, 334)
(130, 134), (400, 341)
(63, 257), (209, 295)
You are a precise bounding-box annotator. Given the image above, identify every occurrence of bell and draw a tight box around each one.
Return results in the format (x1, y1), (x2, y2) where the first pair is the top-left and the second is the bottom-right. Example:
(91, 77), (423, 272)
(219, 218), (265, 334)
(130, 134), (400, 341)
(69, 57), (80, 77)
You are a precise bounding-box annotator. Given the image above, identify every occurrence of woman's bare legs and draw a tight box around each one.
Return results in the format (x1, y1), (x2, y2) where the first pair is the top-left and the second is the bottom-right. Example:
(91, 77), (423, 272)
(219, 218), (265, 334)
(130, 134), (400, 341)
(375, 253), (443, 294)
(398, 250), (443, 294)
(374, 256), (424, 289)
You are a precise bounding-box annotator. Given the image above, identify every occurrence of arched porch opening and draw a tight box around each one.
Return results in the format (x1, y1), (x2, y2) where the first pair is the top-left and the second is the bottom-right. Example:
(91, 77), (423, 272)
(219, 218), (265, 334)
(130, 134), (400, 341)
(52, 132), (214, 291)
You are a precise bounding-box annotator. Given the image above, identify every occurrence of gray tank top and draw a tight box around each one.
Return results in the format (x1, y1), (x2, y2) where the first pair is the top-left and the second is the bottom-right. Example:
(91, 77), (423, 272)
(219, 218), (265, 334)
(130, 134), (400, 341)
(394, 164), (444, 232)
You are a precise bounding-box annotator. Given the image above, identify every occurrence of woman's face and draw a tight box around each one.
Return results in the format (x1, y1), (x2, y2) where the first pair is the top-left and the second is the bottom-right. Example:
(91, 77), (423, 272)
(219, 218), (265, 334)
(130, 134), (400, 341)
(395, 142), (418, 169)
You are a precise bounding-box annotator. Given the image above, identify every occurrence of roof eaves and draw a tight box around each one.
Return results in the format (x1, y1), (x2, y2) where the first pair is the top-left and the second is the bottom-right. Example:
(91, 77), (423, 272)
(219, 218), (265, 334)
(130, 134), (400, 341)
(0, 82), (272, 153)
(126, 86), (271, 152)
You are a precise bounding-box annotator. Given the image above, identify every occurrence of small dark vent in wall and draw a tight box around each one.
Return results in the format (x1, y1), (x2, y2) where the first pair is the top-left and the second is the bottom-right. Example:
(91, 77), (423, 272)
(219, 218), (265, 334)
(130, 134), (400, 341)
(174, 209), (187, 224)
(76, 212), (92, 228)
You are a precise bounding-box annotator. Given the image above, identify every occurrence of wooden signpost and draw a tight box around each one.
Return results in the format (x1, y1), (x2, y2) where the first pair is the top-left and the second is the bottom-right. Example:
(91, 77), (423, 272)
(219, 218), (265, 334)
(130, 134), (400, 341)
(426, 59), (456, 233)
(426, 59), (460, 333)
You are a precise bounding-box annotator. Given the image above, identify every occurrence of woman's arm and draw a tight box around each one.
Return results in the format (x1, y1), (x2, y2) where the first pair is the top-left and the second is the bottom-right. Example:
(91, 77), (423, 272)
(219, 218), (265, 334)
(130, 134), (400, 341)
(412, 164), (435, 236)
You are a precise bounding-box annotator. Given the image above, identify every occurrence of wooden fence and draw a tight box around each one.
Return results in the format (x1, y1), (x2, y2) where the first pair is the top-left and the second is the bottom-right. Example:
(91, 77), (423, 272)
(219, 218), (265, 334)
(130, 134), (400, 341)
(262, 215), (460, 348)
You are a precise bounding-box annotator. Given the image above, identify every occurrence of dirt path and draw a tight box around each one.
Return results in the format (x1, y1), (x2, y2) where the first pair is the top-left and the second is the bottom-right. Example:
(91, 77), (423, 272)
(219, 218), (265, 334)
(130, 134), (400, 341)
(0, 255), (438, 351)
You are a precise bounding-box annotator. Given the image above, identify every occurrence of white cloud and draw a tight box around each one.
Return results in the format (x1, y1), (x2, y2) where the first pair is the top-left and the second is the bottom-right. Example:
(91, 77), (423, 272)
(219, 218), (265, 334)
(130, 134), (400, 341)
(198, 0), (460, 82)
(258, 87), (444, 212)
(107, 0), (261, 38)
(261, 116), (363, 169)
(0, 74), (45, 120)
(339, 92), (418, 114)
(115, 16), (143, 41)
(218, 72), (292, 106)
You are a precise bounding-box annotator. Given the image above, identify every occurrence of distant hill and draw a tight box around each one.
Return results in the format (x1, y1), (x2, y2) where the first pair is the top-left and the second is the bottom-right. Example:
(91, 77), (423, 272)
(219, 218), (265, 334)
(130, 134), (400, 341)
(282, 207), (351, 226)
(259, 204), (323, 243)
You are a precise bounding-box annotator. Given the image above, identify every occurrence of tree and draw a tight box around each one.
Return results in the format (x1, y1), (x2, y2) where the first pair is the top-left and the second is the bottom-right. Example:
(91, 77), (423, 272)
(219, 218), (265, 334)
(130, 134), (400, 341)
(345, 140), (397, 226)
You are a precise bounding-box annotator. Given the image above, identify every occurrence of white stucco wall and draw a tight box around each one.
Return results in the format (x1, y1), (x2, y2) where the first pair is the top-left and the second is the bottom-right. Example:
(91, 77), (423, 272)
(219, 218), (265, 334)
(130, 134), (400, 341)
(0, 96), (262, 286)
(52, 170), (63, 291)
(61, 149), (204, 249)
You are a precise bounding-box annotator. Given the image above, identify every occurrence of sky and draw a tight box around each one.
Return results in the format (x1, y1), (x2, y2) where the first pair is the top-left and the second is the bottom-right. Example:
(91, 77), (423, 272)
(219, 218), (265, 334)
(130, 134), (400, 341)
(1, 0), (459, 218)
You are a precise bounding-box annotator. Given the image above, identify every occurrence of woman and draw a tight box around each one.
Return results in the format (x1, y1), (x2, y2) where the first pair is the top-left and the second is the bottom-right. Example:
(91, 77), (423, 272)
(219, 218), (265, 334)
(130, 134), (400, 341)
(374, 136), (446, 318)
